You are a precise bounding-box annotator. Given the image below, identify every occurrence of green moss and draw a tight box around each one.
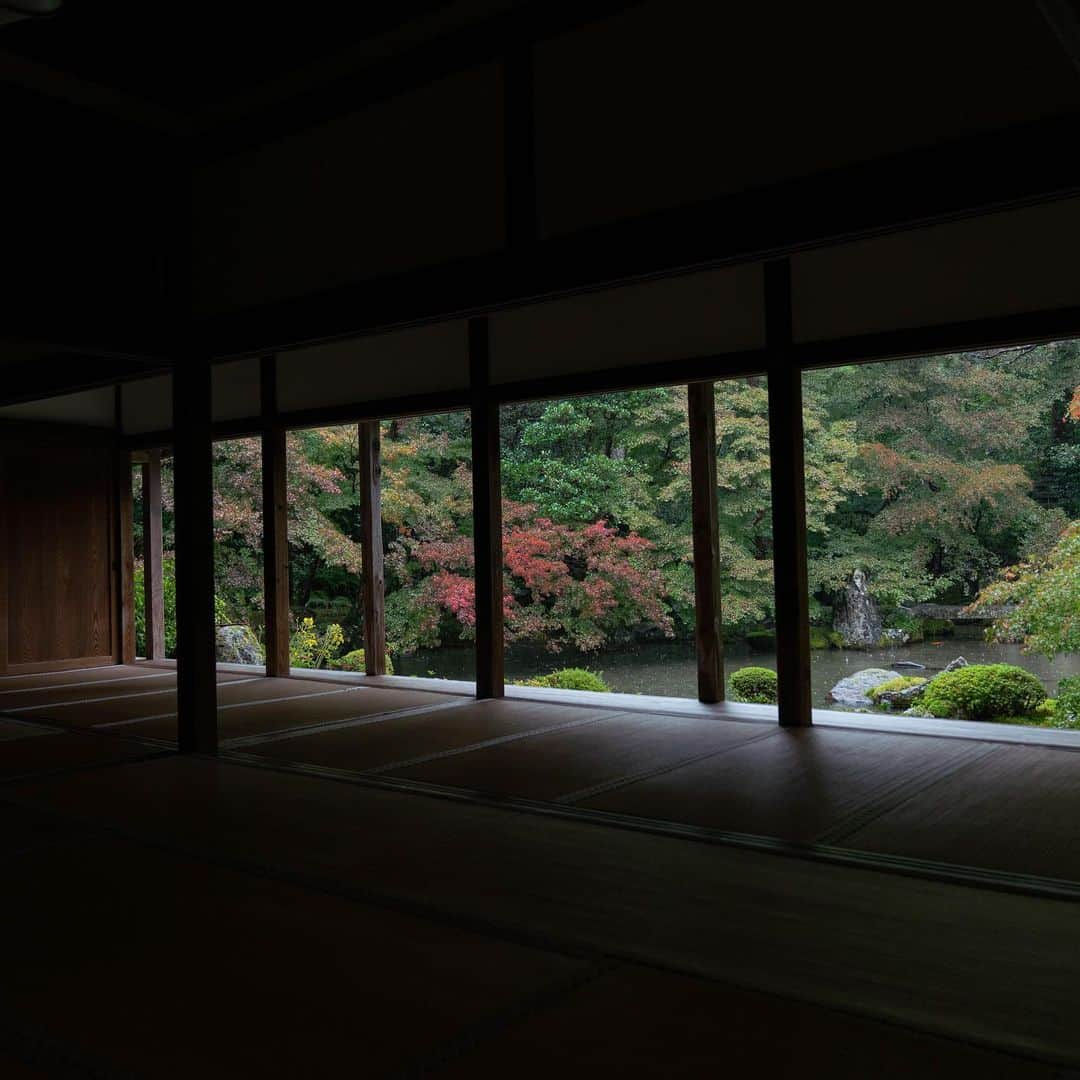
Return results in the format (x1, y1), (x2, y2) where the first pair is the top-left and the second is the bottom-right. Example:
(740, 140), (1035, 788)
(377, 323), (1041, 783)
(868, 675), (927, 708)
(883, 613), (924, 643)
(515, 668), (610, 692)
(920, 664), (1046, 721)
(728, 666), (778, 705)
(809, 627), (843, 650)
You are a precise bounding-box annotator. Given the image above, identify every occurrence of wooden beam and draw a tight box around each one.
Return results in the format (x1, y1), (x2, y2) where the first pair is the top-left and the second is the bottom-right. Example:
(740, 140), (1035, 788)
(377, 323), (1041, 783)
(358, 420), (387, 675)
(469, 317), (505, 699)
(172, 356), (218, 753)
(141, 449), (166, 661)
(765, 259), (812, 727)
(688, 381), (724, 703)
(198, 114), (1080, 360)
(115, 448), (137, 665)
(261, 356), (291, 677)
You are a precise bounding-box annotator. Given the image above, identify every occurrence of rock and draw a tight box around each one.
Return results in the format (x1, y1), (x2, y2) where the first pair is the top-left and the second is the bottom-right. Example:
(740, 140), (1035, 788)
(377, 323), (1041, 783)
(894, 660), (926, 669)
(875, 679), (928, 708)
(833, 569), (882, 649)
(829, 667), (902, 708)
(941, 656), (968, 674)
(216, 624), (264, 666)
(879, 628), (910, 646)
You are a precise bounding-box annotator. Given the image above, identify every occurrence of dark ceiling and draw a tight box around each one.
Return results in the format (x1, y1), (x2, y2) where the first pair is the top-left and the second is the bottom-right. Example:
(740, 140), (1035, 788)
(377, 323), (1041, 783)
(0, 0), (536, 129)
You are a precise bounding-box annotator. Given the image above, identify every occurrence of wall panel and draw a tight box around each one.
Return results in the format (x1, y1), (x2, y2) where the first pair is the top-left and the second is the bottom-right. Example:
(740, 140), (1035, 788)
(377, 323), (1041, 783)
(0, 432), (116, 673)
(792, 198), (1080, 343)
(213, 357), (262, 422)
(122, 375), (173, 435)
(535, 1), (1078, 238)
(489, 264), (764, 383)
(278, 320), (469, 412)
(193, 64), (505, 316)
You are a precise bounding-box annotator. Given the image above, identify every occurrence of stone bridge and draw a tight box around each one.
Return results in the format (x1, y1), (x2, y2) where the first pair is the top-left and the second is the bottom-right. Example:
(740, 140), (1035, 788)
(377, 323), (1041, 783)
(906, 603), (1016, 624)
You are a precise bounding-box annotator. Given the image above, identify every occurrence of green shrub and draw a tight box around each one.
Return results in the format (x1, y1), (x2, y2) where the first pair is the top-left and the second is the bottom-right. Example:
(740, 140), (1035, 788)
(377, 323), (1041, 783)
(332, 649), (394, 675)
(1056, 676), (1080, 729)
(920, 664), (1046, 721)
(728, 666), (778, 704)
(869, 675), (927, 707)
(516, 668), (610, 692)
(920, 617), (955, 639)
(746, 630), (776, 652)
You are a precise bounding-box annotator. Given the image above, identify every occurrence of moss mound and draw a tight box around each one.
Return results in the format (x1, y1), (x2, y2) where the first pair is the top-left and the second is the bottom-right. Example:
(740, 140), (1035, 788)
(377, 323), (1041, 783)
(517, 668), (609, 692)
(920, 663), (1046, 721)
(868, 675), (927, 707)
(728, 666), (778, 705)
(333, 649), (394, 674)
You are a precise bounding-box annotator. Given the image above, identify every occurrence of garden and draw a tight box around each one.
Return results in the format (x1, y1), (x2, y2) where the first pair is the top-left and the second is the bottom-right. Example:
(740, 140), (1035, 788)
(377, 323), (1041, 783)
(132, 340), (1080, 728)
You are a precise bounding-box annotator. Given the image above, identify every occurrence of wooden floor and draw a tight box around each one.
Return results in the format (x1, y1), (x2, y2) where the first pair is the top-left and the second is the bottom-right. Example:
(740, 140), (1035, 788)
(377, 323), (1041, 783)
(3, 662), (1080, 1076)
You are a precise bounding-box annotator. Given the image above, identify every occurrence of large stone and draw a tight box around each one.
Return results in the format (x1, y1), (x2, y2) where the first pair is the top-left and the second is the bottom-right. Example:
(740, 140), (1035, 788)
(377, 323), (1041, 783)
(829, 667), (902, 708)
(833, 569), (882, 649)
(216, 624), (264, 666)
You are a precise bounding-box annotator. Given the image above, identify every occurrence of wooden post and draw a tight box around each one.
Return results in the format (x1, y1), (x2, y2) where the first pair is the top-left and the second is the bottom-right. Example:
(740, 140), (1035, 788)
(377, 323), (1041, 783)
(173, 356), (218, 753)
(688, 381), (724, 703)
(142, 449), (166, 661)
(469, 317), (505, 699)
(261, 356), (291, 677)
(116, 447), (137, 665)
(358, 420), (387, 675)
(765, 259), (813, 727)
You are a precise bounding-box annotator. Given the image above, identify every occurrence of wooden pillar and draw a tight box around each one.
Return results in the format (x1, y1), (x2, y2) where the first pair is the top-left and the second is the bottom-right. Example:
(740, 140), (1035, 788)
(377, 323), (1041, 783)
(173, 356), (218, 753)
(469, 317), (505, 699)
(261, 356), (291, 677)
(141, 449), (166, 661)
(115, 447), (137, 665)
(765, 259), (813, 727)
(358, 420), (387, 676)
(688, 381), (724, 703)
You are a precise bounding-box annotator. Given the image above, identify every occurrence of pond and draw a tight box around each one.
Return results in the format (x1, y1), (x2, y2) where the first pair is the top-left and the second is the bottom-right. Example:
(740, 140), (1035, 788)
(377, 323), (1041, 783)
(394, 629), (1080, 711)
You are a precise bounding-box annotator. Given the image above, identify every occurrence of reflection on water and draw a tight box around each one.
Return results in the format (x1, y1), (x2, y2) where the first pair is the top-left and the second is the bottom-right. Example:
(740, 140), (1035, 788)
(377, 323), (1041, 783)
(395, 630), (1080, 709)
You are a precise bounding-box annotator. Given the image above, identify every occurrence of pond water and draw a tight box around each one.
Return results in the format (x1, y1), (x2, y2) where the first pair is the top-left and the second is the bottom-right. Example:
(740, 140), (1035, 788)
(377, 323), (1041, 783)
(394, 629), (1080, 710)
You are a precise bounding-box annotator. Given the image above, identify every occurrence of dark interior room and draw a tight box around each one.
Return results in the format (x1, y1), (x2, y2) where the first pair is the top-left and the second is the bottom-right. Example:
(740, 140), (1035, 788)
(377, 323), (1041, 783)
(3, 1), (1080, 1075)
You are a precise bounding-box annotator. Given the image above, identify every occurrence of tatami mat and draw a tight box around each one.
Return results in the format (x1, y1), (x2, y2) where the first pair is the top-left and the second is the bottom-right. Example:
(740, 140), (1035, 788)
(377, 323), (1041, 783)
(0, 732), (164, 782)
(0, 833), (588, 1079)
(247, 698), (622, 773)
(391, 711), (773, 802)
(433, 964), (1054, 1079)
(6, 755), (1080, 1065)
(0, 718), (55, 743)
(0, 671), (178, 712)
(0, 664), (147, 691)
(841, 744), (1080, 880)
(580, 725), (986, 843)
